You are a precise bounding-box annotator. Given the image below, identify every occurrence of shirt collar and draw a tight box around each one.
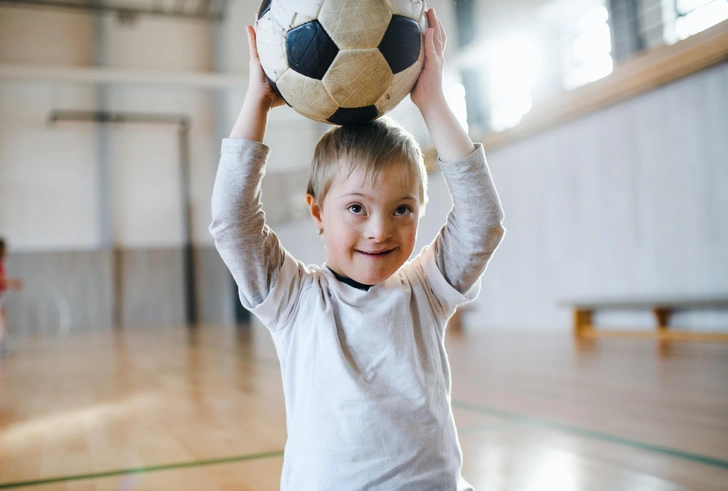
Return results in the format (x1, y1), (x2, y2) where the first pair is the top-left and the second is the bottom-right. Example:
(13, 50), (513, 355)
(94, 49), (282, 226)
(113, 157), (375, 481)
(326, 266), (372, 291)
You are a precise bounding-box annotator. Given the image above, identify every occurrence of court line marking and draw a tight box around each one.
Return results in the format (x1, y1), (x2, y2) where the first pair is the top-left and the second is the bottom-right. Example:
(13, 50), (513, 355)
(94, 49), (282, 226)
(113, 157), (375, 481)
(452, 399), (728, 470)
(456, 420), (527, 435)
(0, 451), (284, 489)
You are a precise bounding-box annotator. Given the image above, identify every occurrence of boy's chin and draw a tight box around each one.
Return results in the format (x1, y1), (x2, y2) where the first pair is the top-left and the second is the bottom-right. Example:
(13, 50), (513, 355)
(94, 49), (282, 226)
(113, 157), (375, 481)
(348, 268), (398, 286)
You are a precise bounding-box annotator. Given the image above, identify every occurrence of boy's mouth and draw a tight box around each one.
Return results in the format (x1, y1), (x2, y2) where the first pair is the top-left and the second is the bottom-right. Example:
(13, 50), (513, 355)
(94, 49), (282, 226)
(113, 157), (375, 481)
(356, 248), (396, 257)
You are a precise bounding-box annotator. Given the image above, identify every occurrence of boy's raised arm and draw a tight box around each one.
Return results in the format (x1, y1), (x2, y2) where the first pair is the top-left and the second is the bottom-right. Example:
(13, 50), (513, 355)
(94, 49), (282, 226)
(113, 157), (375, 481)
(210, 26), (287, 309)
(412, 9), (505, 295)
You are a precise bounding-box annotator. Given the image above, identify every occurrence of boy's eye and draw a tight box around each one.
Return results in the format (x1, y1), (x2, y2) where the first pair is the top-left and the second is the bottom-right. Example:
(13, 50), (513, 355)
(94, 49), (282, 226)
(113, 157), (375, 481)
(394, 205), (412, 216)
(348, 204), (365, 215)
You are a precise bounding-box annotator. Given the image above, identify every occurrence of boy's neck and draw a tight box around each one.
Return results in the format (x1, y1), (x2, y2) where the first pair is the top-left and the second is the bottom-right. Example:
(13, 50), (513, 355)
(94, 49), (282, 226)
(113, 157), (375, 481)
(327, 266), (372, 291)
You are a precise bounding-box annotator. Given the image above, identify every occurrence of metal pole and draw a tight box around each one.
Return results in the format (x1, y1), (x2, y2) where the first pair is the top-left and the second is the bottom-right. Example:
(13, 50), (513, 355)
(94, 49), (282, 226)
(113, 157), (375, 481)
(179, 120), (197, 326)
(0, 0), (225, 21)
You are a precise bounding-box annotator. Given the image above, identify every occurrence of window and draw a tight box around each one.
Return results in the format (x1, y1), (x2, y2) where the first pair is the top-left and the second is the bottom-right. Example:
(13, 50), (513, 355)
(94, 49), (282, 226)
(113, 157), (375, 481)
(562, 3), (614, 90)
(487, 34), (542, 132)
(674, 0), (728, 41)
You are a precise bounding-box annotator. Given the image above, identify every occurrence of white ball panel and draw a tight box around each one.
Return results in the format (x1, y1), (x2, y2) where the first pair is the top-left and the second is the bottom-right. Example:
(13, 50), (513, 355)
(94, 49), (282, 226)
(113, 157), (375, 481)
(291, 14), (316, 28)
(256, 14), (289, 81)
(319, 0), (391, 49)
(374, 59), (422, 115)
(277, 69), (339, 122)
(387, 0), (426, 22)
(293, 0), (326, 19)
(270, 0), (298, 29)
(323, 49), (393, 107)
(418, 6), (430, 33)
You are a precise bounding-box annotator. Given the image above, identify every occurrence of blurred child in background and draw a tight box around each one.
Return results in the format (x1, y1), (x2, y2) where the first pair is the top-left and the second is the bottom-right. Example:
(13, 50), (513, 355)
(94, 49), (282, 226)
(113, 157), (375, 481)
(0, 237), (24, 355)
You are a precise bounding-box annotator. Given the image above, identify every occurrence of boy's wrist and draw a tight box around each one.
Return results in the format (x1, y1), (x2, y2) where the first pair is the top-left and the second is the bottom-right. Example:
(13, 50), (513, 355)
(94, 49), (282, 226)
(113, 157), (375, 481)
(243, 91), (276, 114)
(230, 93), (273, 141)
(415, 93), (448, 121)
(417, 94), (476, 162)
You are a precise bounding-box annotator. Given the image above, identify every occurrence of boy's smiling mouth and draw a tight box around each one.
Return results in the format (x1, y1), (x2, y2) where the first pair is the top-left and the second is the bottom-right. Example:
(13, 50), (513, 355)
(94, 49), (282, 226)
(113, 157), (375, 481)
(356, 248), (397, 257)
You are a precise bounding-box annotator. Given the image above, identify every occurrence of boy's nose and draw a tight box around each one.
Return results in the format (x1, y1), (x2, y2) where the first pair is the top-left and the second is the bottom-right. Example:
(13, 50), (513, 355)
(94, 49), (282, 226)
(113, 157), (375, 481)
(366, 216), (393, 242)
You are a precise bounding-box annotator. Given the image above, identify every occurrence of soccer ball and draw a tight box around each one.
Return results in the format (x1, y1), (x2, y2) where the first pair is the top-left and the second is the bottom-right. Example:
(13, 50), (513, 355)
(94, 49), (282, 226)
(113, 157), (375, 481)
(255, 0), (428, 125)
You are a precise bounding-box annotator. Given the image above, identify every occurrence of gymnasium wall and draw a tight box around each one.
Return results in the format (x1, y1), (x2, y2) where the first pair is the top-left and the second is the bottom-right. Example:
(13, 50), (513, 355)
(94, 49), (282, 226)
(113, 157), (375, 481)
(2, 1), (725, 332)
(467, 61), (728, 331)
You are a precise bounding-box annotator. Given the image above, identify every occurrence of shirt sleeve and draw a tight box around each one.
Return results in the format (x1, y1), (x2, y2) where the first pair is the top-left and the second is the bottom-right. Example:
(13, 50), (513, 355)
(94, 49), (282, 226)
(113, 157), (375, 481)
(209, 138), (286, 309)
(433, 143), (506, 294)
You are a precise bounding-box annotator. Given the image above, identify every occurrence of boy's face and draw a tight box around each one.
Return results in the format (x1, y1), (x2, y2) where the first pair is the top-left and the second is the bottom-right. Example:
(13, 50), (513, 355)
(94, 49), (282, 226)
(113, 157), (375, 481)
(307, 166), (421, 286)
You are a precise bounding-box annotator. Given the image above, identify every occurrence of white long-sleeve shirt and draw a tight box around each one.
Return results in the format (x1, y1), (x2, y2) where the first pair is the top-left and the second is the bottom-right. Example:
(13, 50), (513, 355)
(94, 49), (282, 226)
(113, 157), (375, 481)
(210, 139), (505, 490)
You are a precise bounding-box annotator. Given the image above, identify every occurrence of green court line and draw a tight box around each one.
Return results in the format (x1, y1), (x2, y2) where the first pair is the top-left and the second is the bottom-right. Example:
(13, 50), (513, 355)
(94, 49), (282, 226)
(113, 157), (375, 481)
(452, 399), (728, 470)
(0, 450), (284, 489)
(456, 419), (526, 435)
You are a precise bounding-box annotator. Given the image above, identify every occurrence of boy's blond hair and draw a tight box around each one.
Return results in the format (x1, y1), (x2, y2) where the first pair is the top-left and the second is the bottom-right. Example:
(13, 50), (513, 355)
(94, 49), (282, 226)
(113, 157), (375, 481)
(307, 118), (428, 215)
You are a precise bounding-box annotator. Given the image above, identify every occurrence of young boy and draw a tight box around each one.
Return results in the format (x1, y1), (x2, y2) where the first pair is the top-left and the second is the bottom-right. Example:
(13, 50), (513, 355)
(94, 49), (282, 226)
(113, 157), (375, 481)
(210, 9), (505, 490)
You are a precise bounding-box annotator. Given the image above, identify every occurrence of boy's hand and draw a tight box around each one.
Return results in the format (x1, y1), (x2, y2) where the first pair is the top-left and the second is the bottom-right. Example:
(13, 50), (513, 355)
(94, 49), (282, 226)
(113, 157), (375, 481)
(410, 8), (447, 111)
(229, 25), (285, 141)
(410, 9), (475, 163)
(245, 25), (286, 111)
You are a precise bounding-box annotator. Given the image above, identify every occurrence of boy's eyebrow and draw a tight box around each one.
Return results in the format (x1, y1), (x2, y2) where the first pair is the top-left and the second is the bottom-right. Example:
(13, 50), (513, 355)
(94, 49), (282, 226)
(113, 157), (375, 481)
(341, 192), (417, 201)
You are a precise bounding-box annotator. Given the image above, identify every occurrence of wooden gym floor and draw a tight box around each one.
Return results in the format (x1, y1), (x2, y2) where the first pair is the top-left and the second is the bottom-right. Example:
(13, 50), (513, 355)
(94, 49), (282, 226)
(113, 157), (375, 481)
(1, 324), (727, 490)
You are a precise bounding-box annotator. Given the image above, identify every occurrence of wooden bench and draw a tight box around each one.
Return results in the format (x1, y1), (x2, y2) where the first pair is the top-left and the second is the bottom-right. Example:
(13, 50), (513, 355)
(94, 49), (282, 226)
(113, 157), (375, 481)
(560, 297), (728, 342)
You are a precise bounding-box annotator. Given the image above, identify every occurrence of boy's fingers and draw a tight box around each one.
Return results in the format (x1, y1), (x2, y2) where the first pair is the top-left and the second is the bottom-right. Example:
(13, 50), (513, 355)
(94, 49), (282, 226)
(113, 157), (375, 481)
(427, 8), (438, 32)
(425, 9), (445, 54)
(424, 27), (435, 56)
(435, 15), (446, 50)
(246, 25), (259, 60)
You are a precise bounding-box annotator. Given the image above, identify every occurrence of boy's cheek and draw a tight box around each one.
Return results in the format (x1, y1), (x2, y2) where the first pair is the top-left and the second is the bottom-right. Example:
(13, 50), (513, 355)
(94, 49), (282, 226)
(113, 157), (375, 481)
(340, 213), (365, 227)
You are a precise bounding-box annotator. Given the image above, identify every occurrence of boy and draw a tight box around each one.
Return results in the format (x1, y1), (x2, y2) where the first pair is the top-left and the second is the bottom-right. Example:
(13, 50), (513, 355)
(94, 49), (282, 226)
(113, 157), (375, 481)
(210, 9), (505, 490)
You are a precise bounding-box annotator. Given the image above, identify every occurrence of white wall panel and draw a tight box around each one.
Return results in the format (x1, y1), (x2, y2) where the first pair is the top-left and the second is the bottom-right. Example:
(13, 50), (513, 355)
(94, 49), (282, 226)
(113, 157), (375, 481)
(0, 82), (98, 250)
(265, 109), (325, 173)
(110, 123), (181, 246)
(102, 15), (211, 71)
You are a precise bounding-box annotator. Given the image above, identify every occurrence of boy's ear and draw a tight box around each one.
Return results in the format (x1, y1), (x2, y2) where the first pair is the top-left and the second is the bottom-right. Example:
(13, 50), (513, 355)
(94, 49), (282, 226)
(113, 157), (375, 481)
(306, 194), (324, 233)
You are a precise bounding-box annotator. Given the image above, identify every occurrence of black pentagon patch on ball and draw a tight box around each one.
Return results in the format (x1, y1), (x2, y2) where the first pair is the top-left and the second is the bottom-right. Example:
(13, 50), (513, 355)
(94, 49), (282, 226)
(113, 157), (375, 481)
(286, 20), (339, 80)
(327, 106), (380, 125)
(257, 0), (271, 20)
(378, 15), (422, 74)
